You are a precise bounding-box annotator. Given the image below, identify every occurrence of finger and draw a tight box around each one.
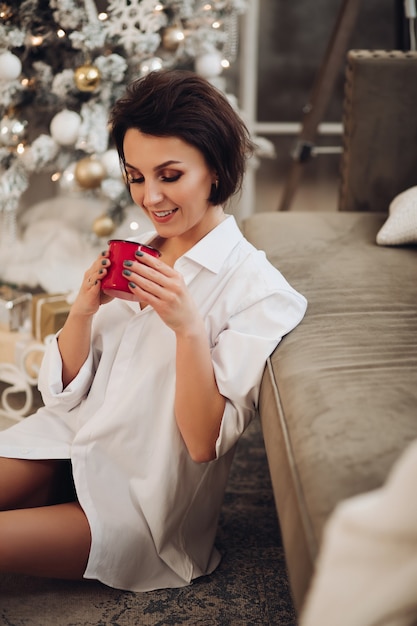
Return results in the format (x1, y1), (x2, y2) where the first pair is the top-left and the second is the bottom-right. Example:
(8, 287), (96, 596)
(86, 258), (110, 287)
(86, 270), (104, 289)
(127, 270), (185, 309)
(127, 280), (175, 311)
(134, 250), (174, 277)
(130, 258), (176, 289)
(123, 266), (176, 298)
(86, 276), (98, 289)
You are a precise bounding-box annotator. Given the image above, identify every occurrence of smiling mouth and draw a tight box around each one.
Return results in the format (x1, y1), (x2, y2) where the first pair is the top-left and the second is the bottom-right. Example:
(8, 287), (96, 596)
(153, 208), (178, 218)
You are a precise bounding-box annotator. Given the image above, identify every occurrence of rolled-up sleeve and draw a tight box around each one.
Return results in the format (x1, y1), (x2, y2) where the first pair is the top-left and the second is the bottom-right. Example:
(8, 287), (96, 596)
(214, 289), (307, 458)
(38, 334), (95, 410)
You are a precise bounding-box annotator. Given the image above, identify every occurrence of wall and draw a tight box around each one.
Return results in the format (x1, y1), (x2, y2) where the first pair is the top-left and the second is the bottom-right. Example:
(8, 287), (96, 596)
(20, 0), (402, 215)
(253, 0), (401, 211)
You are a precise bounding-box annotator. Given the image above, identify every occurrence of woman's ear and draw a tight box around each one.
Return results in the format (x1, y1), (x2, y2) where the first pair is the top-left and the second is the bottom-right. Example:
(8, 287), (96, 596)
(212, 170), (219, 189)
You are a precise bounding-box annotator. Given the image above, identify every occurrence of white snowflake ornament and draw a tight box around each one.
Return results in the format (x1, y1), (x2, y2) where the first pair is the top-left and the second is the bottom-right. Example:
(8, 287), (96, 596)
(103, 0), (168, 54)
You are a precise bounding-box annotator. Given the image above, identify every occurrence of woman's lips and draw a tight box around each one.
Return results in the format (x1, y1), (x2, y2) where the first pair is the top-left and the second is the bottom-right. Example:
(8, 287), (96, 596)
(152, 208), (179, 223)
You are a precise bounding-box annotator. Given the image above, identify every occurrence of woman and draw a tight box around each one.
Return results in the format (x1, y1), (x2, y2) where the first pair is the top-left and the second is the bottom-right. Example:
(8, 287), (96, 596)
(0, 70), (307, 591)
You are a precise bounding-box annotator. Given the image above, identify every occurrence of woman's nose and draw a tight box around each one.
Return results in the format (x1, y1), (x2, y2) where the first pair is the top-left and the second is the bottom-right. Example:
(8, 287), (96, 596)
(142, 180), (164, 208)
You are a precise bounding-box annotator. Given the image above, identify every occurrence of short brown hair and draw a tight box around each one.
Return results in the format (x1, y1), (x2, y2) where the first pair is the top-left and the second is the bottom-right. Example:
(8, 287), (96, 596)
(110, 69), (255, 205)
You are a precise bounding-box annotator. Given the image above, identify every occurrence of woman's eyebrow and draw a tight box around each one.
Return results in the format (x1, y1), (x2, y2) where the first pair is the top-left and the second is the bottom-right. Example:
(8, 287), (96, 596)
(124, 160), (183, 171)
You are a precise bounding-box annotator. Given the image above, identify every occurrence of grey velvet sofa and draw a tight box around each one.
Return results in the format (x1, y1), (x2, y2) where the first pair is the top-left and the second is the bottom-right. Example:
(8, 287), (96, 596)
(242, 210), (417, 611)
(242, 50), (417, 613)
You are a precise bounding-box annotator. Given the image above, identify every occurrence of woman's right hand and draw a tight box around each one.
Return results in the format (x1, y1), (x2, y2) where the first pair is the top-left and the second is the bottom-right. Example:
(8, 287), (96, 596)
(70, 251), (114, 317)
(57, 251), (114, 387)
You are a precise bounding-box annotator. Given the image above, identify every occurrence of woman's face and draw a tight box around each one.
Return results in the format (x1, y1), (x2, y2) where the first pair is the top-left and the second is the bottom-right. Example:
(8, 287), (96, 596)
(123, 129), (223, 246)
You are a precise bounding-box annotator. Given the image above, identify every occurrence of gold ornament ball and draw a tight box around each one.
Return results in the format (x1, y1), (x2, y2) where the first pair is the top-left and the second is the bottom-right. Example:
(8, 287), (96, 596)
(161, 26), (185, 52)
(75, 156), (106, 189)
(93, 214), (116, 238)
(74, 64), (101, 92)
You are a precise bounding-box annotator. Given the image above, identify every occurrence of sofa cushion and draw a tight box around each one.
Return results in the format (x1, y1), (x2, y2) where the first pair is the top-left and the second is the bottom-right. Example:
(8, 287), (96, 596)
(377, 185), (417, 246)
(242, 211), (417, 610)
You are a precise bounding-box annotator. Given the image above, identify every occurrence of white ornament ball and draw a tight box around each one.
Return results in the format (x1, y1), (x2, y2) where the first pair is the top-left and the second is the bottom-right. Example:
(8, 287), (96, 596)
(50, 109), (81, 146)
(0, 51), (22, 81)
(139, 57), (163, 77)
(101, 149), (121, 179)
(195, 52), (223, 79)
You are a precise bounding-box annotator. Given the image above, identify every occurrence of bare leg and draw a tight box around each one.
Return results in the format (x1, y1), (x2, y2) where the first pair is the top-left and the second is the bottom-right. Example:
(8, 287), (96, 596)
(0, 457), (75, 510)
(0, 456), (91, 580)
(0, 501), (91, 579)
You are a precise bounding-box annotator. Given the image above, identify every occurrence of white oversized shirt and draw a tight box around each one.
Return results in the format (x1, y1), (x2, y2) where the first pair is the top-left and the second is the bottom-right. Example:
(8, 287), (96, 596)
(0, 216), (307, 592)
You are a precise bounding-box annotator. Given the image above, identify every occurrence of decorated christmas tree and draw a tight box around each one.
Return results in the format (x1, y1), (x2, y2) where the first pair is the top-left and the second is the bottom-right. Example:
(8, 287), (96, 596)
(0, 0), (247, 292)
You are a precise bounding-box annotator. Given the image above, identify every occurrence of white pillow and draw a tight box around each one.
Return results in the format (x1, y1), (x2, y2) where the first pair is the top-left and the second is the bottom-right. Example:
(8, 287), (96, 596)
(376, 186), (417, 245)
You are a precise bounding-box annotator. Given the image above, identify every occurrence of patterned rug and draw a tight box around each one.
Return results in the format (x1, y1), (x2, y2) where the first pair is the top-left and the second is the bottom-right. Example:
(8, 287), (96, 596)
(0, 417), (297, 626)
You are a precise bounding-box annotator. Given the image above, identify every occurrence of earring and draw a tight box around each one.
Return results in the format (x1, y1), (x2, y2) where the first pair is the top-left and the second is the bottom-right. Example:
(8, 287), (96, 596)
(214, 179), (219, 190)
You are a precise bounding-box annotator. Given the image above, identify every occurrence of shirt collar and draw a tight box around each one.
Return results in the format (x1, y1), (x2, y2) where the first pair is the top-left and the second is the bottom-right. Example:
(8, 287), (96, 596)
(133, 214), (243, 274)
(180, 215), (243, 274)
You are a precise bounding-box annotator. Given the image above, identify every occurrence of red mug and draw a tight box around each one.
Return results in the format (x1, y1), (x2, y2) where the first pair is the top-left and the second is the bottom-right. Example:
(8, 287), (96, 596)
(101, 239), (161, 301)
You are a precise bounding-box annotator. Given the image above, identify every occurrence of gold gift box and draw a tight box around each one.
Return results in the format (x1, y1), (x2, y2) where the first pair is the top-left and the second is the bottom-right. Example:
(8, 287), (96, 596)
(31, 293), (71, 342)
(0, 285), (32, 332)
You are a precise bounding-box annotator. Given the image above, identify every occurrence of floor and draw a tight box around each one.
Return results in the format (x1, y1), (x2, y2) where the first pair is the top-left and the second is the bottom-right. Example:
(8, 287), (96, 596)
(257, 175), (339, 214)
(254, 139), (341, 214)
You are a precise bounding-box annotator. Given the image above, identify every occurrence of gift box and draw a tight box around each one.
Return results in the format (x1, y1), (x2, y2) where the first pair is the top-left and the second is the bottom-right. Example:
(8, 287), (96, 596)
(0, 285), (32, 332)
(31, 293), (71, 342)
(0, 327), (44, 374)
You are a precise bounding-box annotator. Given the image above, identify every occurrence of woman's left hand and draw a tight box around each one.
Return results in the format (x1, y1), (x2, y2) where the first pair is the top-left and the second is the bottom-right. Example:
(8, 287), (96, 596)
(122, 252), (199, 333)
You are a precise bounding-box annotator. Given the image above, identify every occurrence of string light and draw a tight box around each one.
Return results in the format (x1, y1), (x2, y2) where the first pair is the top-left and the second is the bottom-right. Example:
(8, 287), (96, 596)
(30, 35), (44, 46)
(0, 4), (13, 20)
(57, 29), (66, 38)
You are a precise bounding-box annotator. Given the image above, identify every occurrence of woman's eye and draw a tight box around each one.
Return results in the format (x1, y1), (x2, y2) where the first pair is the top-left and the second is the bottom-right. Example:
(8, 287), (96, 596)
(125, 170), (182, 184)
(126, 172), (143, 184)
(160, 172), (181, 183)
